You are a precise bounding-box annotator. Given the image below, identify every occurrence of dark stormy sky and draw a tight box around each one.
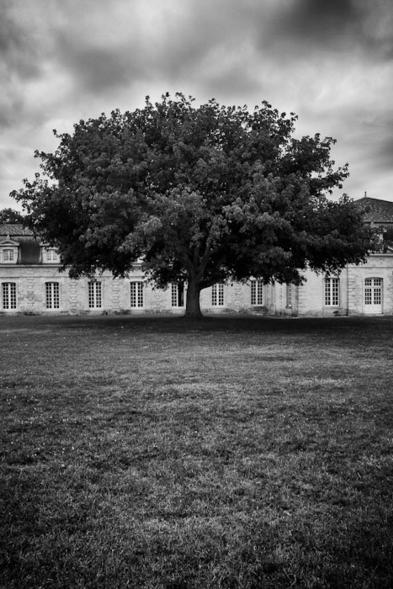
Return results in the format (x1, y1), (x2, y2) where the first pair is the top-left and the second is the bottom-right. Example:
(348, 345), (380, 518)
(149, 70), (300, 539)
(1, 0), (393, 208)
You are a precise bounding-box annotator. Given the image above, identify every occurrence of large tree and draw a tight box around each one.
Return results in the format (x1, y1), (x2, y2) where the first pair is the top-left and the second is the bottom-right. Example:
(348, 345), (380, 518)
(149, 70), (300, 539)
(12, 93), (371, 318)
(0, 208), (25, 224)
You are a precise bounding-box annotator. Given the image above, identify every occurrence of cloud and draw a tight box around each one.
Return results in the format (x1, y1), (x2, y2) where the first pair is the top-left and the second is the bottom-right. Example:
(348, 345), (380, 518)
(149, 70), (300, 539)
(1, 0), (393, 207)
(0, 0), (57, 131)
(55, 35), (147, 93)
(274, 0), (360, 45)
(266, 0), (393, 59)
(49, 0), (259, 95)
(0, 0), (42, 79)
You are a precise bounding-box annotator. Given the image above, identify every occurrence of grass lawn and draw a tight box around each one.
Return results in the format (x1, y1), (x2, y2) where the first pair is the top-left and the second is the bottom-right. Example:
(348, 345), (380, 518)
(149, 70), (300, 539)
(1, 314), (393, 588)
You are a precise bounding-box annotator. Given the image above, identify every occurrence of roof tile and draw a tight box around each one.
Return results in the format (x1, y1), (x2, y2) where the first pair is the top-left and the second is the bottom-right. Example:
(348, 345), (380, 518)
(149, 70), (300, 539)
(356, 197), (393, 223)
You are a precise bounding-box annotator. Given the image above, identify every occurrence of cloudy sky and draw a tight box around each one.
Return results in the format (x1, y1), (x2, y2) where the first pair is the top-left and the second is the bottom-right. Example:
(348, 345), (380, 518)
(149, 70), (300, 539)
(1, 0), (393, 209)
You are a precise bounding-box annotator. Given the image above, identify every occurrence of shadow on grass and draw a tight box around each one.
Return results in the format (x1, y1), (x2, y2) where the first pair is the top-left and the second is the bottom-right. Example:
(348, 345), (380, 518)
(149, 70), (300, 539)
(2, 312), (393, 336)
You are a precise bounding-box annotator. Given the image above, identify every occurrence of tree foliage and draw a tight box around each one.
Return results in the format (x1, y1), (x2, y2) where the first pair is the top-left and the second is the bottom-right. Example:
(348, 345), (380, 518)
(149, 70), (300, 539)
(12, 93), (371, 317)
(0, 208), (25, 224)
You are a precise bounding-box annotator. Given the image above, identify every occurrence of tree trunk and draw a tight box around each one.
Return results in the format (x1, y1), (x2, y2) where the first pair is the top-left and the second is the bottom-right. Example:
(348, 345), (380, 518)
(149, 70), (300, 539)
(185, 277), (203, 319)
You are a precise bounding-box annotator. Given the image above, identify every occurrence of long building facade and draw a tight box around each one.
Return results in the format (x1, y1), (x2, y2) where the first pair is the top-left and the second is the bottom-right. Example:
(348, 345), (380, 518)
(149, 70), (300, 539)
(1, 197), (392, 317)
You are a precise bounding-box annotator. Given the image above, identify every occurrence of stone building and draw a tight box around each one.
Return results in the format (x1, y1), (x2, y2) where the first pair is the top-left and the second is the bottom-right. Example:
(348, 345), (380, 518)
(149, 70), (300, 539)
(1, 197), (392, 316)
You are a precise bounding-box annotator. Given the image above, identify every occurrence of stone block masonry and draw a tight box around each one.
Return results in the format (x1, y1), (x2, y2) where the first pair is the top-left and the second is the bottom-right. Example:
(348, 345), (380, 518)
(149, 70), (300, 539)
(1, 254), (393, 316)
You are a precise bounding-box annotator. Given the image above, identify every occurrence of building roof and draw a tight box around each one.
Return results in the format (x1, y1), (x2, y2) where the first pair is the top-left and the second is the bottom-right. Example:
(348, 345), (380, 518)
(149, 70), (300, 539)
(0, 223), (40, 264)
(1, 198), (393, 264)
(356, 197), (393, 223)
(0, 223), (34, 237)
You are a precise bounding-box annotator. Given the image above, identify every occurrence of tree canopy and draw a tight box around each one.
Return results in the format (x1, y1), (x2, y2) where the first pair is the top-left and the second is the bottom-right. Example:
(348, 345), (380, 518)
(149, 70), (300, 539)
(0, 208), (25, 224)
(12, 93), (372, 317)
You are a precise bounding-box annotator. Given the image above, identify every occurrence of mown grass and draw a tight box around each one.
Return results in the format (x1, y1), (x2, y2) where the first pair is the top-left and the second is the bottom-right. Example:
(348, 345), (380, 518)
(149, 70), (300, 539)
(1, 314), (393, 588)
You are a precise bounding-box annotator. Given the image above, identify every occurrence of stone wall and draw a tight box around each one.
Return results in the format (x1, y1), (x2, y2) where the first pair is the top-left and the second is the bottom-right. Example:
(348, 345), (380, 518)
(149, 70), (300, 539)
(347, 255), (393, 315)
(296, 254), (393, 316)
(2, 253), (393, 316)
(0, 265), (261, 315)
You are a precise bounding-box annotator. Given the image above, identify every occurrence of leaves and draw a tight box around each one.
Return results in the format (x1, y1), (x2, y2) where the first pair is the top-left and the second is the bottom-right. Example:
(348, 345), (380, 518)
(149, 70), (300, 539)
(0, 208), (25, 224)
(11, 94), (372, 314)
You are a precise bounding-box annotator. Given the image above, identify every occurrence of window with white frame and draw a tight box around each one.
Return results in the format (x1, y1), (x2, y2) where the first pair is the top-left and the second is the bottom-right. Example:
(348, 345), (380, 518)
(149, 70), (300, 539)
(171, 282), (185, 307)
(250, 279), (263, 305)
(364, 277), (383, 305)
(1, 248), (17, 263)
(42, 248), (60, 263)
(45, 282), (60, 309)
(2, 282), (16, 309)
(212, 283), (224, 306)
(88, 281), (102, 308)
(130, 281), (144, 308)
(324, 276), (339, 306)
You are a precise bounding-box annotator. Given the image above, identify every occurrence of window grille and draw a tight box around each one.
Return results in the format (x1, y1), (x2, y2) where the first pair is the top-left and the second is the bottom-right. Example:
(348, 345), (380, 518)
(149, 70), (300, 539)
(45, 282), (60, 309)
(250, 280), (263, 305)
(212, 283), (224, 306)
(171, 283), (184, 307)
(171, 283), (178, 307)
(365, 278), (383, 305)
(130, 281), (144, 307)
(324, 277), (339, 306)
(88, 281), (102, 308)
(2, 282), (16, 309)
